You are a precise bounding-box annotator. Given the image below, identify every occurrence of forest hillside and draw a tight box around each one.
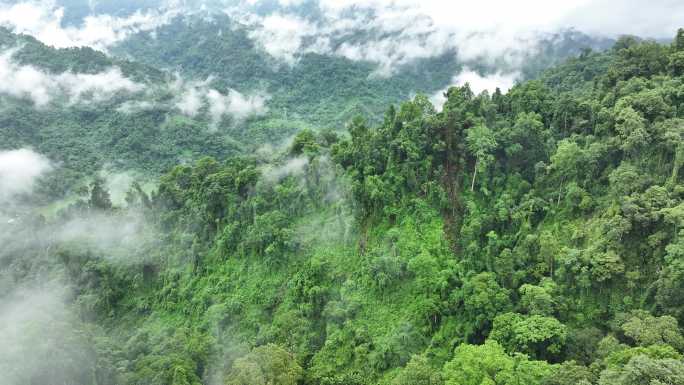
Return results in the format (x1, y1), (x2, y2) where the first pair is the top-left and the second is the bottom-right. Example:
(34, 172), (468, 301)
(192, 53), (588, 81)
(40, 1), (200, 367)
(1, 1), (684, 385)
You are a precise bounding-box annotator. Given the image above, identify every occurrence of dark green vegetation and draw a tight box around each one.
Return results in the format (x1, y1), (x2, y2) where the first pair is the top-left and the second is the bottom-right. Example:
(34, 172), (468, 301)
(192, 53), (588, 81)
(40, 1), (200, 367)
(3, 18), (684, 385)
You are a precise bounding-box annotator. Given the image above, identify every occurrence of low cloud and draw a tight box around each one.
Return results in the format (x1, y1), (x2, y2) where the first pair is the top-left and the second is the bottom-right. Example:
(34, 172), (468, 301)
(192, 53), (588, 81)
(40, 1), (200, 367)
(246, 13), (319, 65)
(3, 1), (683, 80)
(232, 0), (684, 79)
(172, 76), (268, 127)
(176, 83), (206, 116)
(0, 148), (52, 204)
(208, 88), (267, 123)
(559, 0), (684, 38)
(0, 0), (179, 51)
(53, 210), (149, 256)
(453, 69), (519, 94)
(1, 203), (153, 267)
(101, 169), (137, 207)
(0, 149), (154, 263)
(0, 284), (96, 385)
(227, 3), (546, 78)
(110, 74), (269, 128)
(0, 50), (143, 106)
(229, 5), (453, 76)
(116, 99), (156, 114)
(316, 0), (683, 39)
(262, 156), (309, 183)
(430, 68), (519, 109)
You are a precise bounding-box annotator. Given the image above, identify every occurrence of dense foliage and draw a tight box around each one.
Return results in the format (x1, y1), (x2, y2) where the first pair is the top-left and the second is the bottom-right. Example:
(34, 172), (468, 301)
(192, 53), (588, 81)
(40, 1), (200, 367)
(3, 16), (684, 385)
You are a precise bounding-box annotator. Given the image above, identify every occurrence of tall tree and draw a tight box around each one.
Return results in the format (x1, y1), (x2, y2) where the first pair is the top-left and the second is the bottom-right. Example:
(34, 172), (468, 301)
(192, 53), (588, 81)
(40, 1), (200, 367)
(439, 85), (476, 252)
(89, 177), (112, 210)
(466, 123), (497, 191)
(676, 28), (684, 51)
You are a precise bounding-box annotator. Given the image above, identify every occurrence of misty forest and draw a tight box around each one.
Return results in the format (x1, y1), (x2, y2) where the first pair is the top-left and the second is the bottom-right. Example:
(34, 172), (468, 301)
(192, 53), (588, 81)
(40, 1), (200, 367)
(2, 1), (684, 385)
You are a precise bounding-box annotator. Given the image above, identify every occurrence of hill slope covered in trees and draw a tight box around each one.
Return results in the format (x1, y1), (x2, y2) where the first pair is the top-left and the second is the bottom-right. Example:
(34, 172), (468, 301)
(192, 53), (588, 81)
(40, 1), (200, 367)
(3, 24), (684, 385)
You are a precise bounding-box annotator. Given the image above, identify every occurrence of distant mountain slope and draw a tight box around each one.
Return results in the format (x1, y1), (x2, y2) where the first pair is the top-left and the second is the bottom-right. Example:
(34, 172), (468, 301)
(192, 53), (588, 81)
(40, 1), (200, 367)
(112, 14), (613, 128)
(0, 28), (244, 193)
(111, 14), (461, 127)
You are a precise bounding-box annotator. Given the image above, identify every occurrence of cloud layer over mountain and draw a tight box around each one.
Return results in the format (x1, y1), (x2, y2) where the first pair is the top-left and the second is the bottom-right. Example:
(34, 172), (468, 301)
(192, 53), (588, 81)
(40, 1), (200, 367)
(1, 0), (681, 103)
(0, 50), (143, 106)
(0, 0), (180, 51)
(0, 148), (52, 204)
(172, 77), (269, 127)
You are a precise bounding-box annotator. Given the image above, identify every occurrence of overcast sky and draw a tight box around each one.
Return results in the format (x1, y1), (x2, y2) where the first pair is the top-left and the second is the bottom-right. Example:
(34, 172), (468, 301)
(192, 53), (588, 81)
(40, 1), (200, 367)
(284, 0), (683, 38)
(1, 0), (681, 39)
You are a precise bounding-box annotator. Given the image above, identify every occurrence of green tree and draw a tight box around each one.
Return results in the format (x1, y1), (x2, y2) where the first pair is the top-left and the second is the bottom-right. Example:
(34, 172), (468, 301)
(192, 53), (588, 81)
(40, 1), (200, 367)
(290, 129), (319, 156)
(542, 361), (595, 385)
(655, 230), (684, 320)
(392, 355), (442, 385)
(598, 356), (684, 385)
(615, 105), (649, 154)
(501, 111), (548, 175)
(519, 282), (556, 316)
(549, 140), (584, 204)
(669, 51), (684, 76)
(89, 177), (112, 210)
(618, 310), (684, 350)
(676, 28), (684, 51)
(466, 123), (497, 191)
(460, 272), (511, 336)
(443, 341), (555, 385)
(490, 312), (567, 360)
(226, 344), (303, 385)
